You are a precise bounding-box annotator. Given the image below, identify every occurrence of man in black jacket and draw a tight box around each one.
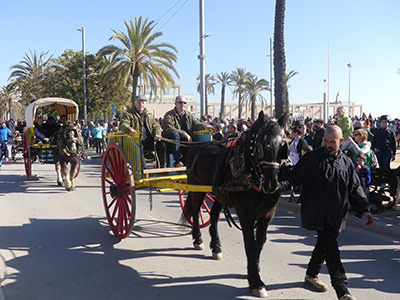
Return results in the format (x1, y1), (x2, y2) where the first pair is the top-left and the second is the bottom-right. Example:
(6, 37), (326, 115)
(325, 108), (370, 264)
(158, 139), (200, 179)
(279, 125), (373, 300)
(371, 115), (396, 169)
(312, 118), (325, 149)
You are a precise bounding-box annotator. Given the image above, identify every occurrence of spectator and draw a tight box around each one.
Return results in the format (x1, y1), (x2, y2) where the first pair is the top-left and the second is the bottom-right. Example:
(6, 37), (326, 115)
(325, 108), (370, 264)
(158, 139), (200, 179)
(222, 123), (238, 142)
(355, 153), (371, 201)
(279, 125), (373, 300)
(312, 119), (325, 149)
(91, 123), (103, 153)
(304, 121), (314, 146)
(120, 95), (167, 168)
(0, 137), (9, 170)
(353, 120), (373, 142)
(82, 124), (90, 149)
(371, 115), (396, 169)
(289, 124), (308, 165)
(162, 95), (212, 167)
(0, 121), (12, 144)
(346, 129), (373, 168)
(336, 106), (354, 140)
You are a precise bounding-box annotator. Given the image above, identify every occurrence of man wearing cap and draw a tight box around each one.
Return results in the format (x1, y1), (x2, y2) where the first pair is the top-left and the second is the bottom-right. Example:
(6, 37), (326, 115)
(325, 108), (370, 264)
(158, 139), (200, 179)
(121, 95), (166, 168)
(162, 95), (212, 167)
(312, 119), (325, 149)
(372, 115), (396, 169)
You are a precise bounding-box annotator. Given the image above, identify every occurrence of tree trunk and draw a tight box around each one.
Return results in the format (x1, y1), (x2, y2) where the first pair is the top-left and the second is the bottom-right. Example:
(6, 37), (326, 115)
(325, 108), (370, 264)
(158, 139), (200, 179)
(238, 92), (242, 120)
(220, 84), (225, 120)
(250, 95), (256, 121)
(131, 64), (140, 107)
(274, 0), (289, 127)
(205, 93), (208, 116)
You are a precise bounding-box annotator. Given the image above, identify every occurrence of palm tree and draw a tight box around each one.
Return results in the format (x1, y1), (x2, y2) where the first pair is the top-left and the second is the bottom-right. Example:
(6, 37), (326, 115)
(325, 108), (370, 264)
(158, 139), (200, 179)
(9, 50), (53, 84)
(97, 17), (179, 107)
(0, 85), (15, 120)
(215, 72), (232, 119)
(285, 70), (298, 88)
(243, 76), (270, 120)
(273, 0), (288, 126)
(197, 74), (215, 115)
(231, 68), (252, 119)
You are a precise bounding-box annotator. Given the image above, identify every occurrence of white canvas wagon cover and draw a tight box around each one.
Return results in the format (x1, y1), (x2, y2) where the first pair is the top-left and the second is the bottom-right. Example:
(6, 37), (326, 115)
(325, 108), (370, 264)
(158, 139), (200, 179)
(25, 97), (79, 126)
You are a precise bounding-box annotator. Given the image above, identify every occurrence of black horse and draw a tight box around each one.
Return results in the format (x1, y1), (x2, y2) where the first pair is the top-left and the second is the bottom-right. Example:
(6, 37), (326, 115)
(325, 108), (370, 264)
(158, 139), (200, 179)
(51, 121), (84, 191)
(182, 111), (288, 298)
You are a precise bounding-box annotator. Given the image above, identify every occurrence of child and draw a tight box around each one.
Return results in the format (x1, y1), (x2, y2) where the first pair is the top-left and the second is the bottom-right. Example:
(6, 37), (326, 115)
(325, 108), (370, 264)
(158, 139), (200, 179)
(356, 153), (371, 201)
(0, 138), (9, 170)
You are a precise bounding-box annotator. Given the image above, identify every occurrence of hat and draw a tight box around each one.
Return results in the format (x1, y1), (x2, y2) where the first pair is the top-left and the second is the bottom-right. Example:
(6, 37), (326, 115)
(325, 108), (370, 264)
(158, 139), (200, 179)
(315, 118), (324, 123)
(135, 95), (148, 101)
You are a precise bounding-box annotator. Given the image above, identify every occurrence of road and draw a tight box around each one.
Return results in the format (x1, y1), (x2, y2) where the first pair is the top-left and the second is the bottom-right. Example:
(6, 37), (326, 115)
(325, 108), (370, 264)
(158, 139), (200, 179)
(0, 155), (399, 300)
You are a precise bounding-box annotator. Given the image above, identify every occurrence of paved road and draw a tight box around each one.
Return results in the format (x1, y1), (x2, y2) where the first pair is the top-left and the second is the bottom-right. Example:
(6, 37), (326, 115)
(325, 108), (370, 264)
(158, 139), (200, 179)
(0, 155), (399, 299)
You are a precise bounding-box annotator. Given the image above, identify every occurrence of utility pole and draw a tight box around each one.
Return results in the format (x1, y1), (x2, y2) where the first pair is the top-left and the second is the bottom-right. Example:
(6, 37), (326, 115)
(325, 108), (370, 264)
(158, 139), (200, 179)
(77, 27), (87, 124)
(269, 37), (274, 117)
(198, 0), (205, 116)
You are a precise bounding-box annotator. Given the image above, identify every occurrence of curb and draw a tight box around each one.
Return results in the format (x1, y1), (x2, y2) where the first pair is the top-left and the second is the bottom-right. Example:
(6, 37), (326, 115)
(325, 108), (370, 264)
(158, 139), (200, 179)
(277, 199), (400, 240)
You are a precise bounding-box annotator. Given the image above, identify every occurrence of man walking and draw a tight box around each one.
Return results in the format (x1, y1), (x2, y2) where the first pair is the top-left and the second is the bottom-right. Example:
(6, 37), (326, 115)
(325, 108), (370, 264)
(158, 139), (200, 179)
(279, 125), (373, 300)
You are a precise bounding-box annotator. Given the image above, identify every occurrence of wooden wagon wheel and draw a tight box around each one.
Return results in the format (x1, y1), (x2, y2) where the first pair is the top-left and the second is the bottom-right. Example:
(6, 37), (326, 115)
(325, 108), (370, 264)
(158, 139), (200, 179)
(101, 143), (136, 239)
(23, 131), (31, 180)
(179, 190), (214, 228)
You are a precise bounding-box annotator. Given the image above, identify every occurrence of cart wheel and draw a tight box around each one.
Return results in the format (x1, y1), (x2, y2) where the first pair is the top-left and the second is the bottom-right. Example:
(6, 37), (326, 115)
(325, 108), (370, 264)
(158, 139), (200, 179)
(369, 192), (383, 213)
(23, 131), (31, 180)
(101, 144), (136, 239)
(11, 146), (16, 162)
(179, 191), (214, 228)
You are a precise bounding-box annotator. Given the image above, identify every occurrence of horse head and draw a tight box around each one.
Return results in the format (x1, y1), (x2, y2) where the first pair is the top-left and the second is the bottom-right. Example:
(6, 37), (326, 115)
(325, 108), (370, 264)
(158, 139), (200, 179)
(246, 110), (288, 194)
(59, 121), (83, 157)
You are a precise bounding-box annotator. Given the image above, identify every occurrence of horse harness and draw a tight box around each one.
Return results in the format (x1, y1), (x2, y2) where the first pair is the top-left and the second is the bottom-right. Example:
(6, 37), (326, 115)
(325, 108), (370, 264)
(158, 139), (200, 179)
(52, 124), (84, 157)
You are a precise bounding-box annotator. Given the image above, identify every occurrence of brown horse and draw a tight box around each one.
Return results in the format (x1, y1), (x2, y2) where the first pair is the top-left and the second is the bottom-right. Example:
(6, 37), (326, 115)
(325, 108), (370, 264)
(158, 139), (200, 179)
(182, 111), (288, 298)
(51, 121), (83, 191)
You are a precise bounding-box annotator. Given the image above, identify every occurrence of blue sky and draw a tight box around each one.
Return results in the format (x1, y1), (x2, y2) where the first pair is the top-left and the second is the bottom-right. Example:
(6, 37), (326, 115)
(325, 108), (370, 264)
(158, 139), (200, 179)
(1, 0), (399, 118)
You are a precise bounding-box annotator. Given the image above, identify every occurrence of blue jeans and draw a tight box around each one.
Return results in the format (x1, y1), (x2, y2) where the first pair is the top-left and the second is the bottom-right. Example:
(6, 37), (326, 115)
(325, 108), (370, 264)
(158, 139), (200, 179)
(168, 131), (183, 162)
(375, 149), (391, 169)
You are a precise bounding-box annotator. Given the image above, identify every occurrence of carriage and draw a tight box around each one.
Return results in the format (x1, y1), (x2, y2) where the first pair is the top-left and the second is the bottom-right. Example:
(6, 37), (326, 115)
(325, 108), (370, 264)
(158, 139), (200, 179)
(23, 97), (81, 180)
(368, 167), (400, 213)
(101, 130), (215, 239)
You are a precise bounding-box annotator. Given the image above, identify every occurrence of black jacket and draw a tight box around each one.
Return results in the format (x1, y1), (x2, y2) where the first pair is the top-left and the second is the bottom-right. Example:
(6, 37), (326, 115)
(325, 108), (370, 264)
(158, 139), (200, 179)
(371, 127), (396, 155)
(280, 147), (369, 232)
(313, 128), (325, 149)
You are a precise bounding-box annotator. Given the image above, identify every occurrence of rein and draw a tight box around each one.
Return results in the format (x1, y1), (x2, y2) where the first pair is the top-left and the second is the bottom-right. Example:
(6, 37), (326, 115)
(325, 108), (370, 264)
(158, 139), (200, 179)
(160, 136), (212, 147)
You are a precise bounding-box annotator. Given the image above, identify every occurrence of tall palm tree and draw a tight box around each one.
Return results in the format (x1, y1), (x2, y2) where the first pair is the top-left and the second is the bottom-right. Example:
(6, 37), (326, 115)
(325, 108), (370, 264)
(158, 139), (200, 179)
(97, 17), (179, 107)
(197, 74), (215, 115)
(9, 50), (53, 84)
(273, 0), (288, 126)
(243, 76), (270, 120)
(215, 72), (232, 119)
(0, 85), (15, 120)
(231, 68), (252, 120)
(285, 70), (298, 88)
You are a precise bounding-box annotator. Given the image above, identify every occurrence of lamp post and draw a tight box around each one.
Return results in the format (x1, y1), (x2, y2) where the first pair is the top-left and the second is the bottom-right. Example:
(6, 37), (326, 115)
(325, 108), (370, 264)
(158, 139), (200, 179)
(347, 63), (352, 105)
(77, 27), (87, 124)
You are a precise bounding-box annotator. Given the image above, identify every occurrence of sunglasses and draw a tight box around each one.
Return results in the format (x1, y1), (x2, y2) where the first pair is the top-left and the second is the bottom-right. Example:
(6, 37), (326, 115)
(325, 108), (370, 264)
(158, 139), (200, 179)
(353, 133), (360, 137)
(176, 101), (187, 104)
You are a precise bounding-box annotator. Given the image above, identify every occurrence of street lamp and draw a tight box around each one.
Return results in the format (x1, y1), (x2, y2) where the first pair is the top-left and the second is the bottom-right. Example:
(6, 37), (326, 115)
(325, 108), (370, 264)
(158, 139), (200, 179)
(77, 27), (87, 124)
(347, 63), (352, 105)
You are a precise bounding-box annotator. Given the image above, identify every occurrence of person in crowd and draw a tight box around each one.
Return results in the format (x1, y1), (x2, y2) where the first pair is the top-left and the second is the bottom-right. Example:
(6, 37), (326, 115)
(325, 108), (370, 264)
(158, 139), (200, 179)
(336, 106), (354, 140)
(0, 137), (9, 170)
(371, 115), (396, 169)
(82, 124), (91, 149)
(312, 119), (325, 149)
(353, 120), (373, 142)
(121, 95), (166, 168)
(304, 121), (314, 146)
(222, 123), (238, 142)
(355, 153), (371, 202)
(0, 121), (12, 144)
(301, 144), (313, 157)
(59, 114), (68, 126)
(91, 122), (103, 153)
(289, 123), (308, 165)
(162, 95), (212, 167)
(34, 116), (49, 144)
(345, 129), (373, 168)
(279, 125), (373, 300)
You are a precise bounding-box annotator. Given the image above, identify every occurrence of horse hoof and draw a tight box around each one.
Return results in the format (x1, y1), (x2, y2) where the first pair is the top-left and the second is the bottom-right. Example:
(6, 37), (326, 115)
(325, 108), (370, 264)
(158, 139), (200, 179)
(57, 182), (63, 186)
(193, 243), (205, 250)
(212, 252), (223, 260)
(251, 287), (268, 298)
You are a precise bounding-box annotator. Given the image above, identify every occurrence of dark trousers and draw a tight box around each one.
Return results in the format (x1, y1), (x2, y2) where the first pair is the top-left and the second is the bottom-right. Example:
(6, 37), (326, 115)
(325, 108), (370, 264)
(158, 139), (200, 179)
(306, 226), (349, 298)
(142, 137), (166, 168)
(375, 149), (391, 169)
(168, 131), (188, 163)
(94, 138), (102, 153)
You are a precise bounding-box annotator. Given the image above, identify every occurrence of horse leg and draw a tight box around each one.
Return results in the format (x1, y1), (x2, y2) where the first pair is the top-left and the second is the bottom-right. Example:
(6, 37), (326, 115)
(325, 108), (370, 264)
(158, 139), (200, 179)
(209, 201), (223, 260)
(55, 160), (63, 186)
(68, 161), (77, 191)
(62, 161), (72, 191)
(255, 206), (277, 264)
(189, 192), (205, 250)
(236, 203), (268, 298)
